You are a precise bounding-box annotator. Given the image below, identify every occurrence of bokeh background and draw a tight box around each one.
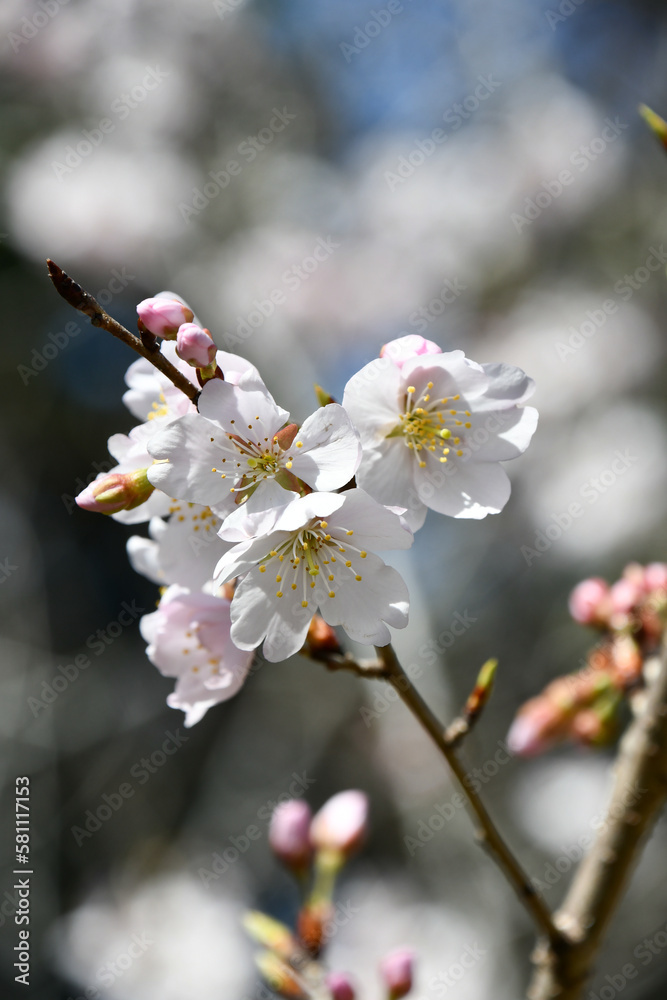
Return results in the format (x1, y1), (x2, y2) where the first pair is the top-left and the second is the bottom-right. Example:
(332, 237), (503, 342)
(3, 0), (667, 997)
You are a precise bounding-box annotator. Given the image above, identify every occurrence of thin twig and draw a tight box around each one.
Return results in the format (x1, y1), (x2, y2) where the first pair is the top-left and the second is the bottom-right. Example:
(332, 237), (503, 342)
(46, 259), (200, 404)
(372, 643), (561, 947)
(528, 641), (667, 999)
(308, 642), (560, 946)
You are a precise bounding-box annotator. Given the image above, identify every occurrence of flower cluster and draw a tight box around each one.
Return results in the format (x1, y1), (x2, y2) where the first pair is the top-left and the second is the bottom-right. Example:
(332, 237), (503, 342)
(76, 299), (537, 726)
(508, 563), (667, 756)
(245, 790), (415, 1000)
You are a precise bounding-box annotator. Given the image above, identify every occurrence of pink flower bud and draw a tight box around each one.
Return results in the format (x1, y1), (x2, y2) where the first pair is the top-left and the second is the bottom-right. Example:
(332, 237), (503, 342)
(310, 790), (368, 856)
(269, 800), (313, 872)
(380, 335), (441, 369)
(326, 971), (356, 1000)
(137, 297), (194, 339)
(176, 323), (217, 368)
(506, 700), (562, 757)
(610, 577), (642, 615)
(645, 563), (667, 592)
(380, 948), (415, 999)
(76, 469), (154, 514)
(568, 578), (610, 625)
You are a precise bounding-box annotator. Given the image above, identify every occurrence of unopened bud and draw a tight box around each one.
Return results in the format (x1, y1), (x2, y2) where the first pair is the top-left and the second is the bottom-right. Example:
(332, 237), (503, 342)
(304, 614), (342, 657)
(310, 790), (368, 856)
(380, 335), (441, 369)
(176, 323), (217, 368)
(243, 911), (299, 961)
(645, 563), (667, 593)
(568, 578), (610, 625)
(269, 800), (313, 873)
(255, 951), (308, 999)
(380, 948), (415, 999)
(137, 297), (194, 339)
(274, 423), (300, 450)
(507, 699), (564, 757)
(639, 103), (667, 151)
(314, 384), (336, 407)
(326, 971), (356, 1000)
(76, 469), (154, 514)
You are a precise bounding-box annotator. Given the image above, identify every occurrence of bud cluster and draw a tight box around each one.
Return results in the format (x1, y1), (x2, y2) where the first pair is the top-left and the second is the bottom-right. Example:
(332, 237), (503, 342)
(245, 792), (414, 999)
(509, 563), (667, 756)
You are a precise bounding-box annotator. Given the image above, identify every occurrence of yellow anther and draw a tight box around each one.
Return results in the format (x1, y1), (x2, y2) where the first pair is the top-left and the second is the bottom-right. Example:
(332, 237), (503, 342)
(259, 566), (266, 573)
(328, 591), (335, 598)
(360, 551), (367, 558)
(276, 591), (283, 598)
(301, 600), (308, 608)
(407, 385), (416, 393)
(355, 575), (362, 581)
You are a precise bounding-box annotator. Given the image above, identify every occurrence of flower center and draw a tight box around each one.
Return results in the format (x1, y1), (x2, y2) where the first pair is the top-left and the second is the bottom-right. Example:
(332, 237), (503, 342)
(257, 519), (367, 607)
(389, 383), (471, 467)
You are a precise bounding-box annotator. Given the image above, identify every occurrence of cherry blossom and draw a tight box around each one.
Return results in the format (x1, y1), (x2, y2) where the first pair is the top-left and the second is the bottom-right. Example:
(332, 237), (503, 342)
(140, 585), (253, 727)
(342, 351), (538, 525)
(147, 375), (361, 520)
(213, 489), (412, 662)
(127, 503), (228, 591)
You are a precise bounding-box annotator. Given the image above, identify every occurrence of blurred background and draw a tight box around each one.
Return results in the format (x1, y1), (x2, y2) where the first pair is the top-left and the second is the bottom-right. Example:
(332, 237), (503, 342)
(3, 0), (667, 997)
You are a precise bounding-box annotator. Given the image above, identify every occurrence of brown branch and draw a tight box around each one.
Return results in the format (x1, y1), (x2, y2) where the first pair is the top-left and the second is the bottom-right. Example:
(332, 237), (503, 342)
(528, 641), (667, 999)
(373, 644), (562, 947)
(46, 259), (200, 404)
(308, 643), (560, 946)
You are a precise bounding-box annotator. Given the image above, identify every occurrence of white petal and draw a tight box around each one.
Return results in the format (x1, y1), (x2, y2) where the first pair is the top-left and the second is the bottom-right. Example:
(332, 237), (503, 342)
(342, 359), (404, 445)
(286, 404), (361, 491)
(147, 414), (235, 510)
(321, 554), (409, 645)
(355, 438), (420, 511)
(331, 488), (414, 551)
(415, 454), (511, 518)
(230, 571), (310, 662)
(197, 377), (289, 438)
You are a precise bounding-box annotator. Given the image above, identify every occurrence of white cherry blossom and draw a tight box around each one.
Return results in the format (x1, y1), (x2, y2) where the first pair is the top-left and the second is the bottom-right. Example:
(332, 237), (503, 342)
(140, 585), (254, 727)
(214, 489), (412, 663)
(147, 375), (361, 520)
(342, 351), (538, 524)
(127, 503), (229, 591)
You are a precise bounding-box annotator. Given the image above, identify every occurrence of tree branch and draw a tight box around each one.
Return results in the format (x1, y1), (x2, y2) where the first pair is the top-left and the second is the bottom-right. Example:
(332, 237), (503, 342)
(46, 259), (200, 404)
(307, 642), (561, 946)
(373, 644), (562, 947)
(527, 641), (667, 999)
